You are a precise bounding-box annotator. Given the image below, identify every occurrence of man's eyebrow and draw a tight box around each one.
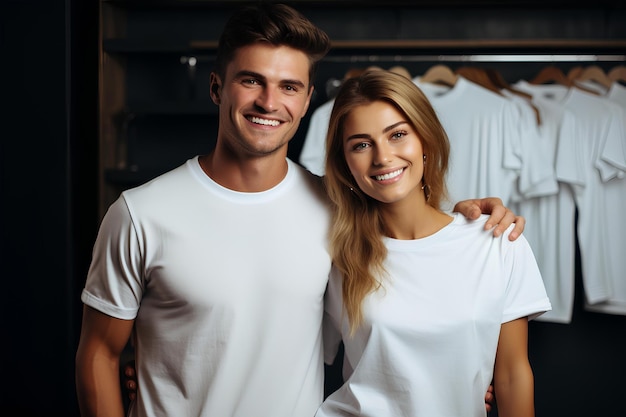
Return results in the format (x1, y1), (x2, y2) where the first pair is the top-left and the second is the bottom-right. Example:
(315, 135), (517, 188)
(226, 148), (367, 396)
(234, 70), (265, 81)
(281, 78), (307, 88)
(234, 70), (306, 88)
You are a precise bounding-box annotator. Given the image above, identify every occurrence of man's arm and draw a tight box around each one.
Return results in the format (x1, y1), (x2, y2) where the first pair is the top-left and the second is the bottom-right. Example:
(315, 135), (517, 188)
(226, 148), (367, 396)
(453, 197), (525, 241)
(75, 305), (134, 417)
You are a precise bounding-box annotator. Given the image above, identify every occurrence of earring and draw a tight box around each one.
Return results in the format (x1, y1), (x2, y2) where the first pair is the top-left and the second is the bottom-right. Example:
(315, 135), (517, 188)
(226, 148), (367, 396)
(421, 183), (431, 201)
(423, 154), (426, 165)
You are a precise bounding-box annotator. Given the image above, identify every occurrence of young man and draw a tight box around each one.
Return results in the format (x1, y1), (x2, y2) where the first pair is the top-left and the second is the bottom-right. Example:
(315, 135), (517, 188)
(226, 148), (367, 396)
(75, 3), (521, 417)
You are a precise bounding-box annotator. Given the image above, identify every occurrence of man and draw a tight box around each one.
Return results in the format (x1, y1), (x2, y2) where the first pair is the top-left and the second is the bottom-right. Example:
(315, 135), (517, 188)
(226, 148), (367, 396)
(75, 3), (519, 416)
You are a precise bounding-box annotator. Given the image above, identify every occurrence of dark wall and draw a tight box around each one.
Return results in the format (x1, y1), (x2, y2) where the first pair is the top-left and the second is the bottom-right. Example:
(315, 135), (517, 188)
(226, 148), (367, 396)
(2, 0), (98, 416)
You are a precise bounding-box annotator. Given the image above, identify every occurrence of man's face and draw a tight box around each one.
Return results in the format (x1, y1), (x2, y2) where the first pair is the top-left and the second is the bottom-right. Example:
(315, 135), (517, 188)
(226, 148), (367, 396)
(211, 43), (313, 159)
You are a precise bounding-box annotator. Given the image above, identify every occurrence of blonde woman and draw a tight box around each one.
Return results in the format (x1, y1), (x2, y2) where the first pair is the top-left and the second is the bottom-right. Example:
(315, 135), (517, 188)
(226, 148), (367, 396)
(318, 70), (551, 417)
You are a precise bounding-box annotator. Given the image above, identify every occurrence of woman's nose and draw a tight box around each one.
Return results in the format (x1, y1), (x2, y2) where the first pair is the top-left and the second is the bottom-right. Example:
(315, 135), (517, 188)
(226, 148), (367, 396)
(373, 144), (392, 165)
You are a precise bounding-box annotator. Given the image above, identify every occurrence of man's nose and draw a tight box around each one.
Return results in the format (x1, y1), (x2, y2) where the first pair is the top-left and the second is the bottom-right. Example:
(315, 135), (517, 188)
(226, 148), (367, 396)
(255, 87), (278, 112)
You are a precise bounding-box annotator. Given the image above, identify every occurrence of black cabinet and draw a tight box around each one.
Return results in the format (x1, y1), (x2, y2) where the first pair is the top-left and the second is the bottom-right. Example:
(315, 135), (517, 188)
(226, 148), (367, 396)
(98, 1), (626, 216)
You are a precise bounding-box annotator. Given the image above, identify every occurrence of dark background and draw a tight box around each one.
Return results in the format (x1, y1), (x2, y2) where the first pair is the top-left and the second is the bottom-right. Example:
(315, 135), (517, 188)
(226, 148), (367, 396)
(2, 1), (625, 416)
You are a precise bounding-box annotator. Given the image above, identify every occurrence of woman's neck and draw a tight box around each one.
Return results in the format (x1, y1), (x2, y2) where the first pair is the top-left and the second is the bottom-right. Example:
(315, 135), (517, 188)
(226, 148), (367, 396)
(380, 200), (453, 240)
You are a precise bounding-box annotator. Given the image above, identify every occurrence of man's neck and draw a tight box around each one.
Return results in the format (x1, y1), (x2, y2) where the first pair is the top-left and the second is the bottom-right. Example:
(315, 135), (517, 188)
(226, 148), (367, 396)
(199, 149), (289, 192)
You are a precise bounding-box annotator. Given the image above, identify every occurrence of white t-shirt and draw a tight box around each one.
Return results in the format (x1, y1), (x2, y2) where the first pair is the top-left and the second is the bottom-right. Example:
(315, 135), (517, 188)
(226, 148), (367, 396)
(519, 84), (626, 306)
(584, 81), (626, 315)
(501, 90), (558, 200)
(607, 81), (626, 108)
(300, 99), (335, 176)
(510, 80), (580, 323)
(318, 214), (551, 417)
(414, 77), (523, 208)
(82, 157), (332, 417)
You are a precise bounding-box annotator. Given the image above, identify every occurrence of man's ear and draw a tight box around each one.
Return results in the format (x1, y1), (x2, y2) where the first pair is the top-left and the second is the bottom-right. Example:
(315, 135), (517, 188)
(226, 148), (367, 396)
(210, 73), (222, 104)
(301, 85), (314, 118)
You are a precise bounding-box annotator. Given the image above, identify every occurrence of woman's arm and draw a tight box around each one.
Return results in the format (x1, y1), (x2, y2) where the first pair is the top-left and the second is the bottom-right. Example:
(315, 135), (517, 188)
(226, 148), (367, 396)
(493, 317), (535, 417)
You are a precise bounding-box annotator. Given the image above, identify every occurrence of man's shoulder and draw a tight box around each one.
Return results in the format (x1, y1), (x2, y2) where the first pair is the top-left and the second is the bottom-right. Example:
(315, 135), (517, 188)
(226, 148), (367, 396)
(127, 159), (192, 190)
(120, 159), (196, 208)
(291, 161), (327, 193)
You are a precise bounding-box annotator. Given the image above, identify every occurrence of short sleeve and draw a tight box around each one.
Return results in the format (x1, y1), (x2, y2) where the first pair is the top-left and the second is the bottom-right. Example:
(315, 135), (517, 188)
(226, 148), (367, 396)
(501, 229), (552, 323)
(80, 195), (145, 320)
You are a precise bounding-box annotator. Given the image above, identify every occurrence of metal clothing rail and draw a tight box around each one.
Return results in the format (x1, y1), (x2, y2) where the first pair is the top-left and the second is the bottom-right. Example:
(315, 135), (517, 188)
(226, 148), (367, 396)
(322, 54), (626, 63)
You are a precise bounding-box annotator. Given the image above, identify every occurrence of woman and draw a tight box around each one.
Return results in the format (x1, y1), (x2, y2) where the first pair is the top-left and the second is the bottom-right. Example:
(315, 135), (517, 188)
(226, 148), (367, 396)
(318, 70), (551, 417)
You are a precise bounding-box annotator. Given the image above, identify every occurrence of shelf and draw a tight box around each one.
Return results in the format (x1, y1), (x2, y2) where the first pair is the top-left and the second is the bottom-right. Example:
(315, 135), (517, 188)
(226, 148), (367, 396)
(103, 39), (200, 53)
(104, 38), (626, 54)
(97, 0), (626, 218)
(327, 39), (626, 50)
(103, 0), (626, 8)
(125, 101), (218, 116)
(105, 168), (169, 186)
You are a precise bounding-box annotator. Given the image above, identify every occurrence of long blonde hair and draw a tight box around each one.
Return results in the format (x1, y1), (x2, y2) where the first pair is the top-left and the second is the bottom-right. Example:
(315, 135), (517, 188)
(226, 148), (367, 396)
(324, 70), (450, 333)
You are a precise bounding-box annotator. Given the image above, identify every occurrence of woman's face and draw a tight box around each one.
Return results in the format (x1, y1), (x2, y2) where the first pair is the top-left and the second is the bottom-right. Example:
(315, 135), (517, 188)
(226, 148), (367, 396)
(342, 100), (426, 205)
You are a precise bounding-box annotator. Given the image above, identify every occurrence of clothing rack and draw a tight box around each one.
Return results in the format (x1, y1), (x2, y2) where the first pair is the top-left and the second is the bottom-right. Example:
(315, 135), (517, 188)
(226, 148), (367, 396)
(322, 54), (626, 63)
(182, 54), (626, 65)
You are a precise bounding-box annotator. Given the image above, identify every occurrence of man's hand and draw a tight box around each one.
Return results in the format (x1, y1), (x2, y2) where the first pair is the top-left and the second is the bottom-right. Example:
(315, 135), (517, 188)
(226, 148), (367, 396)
(453, 197), (525, 241)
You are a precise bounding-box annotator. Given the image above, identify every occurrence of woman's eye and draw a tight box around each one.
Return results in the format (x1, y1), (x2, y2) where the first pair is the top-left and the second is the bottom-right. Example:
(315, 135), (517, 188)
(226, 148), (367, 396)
(353, 142), (370, 151)
(391, 130), (408, 140)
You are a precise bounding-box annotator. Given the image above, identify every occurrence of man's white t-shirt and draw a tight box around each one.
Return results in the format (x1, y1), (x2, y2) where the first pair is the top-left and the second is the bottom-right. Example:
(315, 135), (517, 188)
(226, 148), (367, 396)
(82, 157), (332, 417)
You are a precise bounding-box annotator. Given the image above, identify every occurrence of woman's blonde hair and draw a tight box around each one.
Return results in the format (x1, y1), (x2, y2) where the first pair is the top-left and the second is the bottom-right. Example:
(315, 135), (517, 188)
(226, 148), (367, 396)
(324, 69), (450, 333)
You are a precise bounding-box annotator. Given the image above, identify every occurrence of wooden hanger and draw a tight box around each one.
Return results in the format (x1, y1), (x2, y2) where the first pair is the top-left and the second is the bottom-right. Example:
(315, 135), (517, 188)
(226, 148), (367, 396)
(529, 65), (573, 86)
(566, 66), (584, 81)
(455, 66), (503, 95)
(608, 65), (626, 83)
(485, 68), (532, 99)
(573, 65), (613, 89)
(484, 68), (541, 125)
(419, 64), (458, 87)
(388, 65), (412, 80)
(529, 65), (599, 95)
(343, 67), (366, 81)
